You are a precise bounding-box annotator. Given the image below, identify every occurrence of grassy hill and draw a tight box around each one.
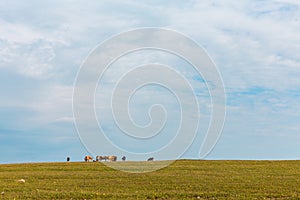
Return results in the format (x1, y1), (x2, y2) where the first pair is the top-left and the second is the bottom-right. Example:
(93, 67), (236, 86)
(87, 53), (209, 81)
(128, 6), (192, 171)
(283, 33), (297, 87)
(0, 160), (299, 199)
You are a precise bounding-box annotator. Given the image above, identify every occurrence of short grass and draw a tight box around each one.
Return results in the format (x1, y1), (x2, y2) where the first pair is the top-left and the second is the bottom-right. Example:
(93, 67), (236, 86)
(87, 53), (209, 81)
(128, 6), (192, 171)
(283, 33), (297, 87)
(0, 160), (300, 199)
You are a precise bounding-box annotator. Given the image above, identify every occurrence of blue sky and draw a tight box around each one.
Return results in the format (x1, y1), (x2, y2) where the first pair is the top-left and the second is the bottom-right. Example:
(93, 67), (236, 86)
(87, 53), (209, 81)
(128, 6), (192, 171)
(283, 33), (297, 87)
(0, 0), (299, 163)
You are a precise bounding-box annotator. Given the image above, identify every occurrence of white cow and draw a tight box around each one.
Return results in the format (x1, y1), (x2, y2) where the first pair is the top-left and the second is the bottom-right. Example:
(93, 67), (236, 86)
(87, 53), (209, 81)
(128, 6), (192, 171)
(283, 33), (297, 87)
(108, 156), (117, 161)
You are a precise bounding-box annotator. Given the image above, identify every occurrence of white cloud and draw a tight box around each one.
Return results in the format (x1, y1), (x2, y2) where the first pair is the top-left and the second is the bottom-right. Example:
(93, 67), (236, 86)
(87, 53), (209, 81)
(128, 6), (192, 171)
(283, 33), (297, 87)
(275, 0), (300, 6)
(54, 117), (74, 123)
(163, 1), (300, 91)
(0, 17), (67, 79)
(0, 19), (43, 44)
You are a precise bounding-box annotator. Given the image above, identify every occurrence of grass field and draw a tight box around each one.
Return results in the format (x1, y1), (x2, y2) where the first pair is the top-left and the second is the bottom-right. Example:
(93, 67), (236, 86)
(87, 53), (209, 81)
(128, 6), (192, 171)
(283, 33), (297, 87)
(0, 160), (299, 199)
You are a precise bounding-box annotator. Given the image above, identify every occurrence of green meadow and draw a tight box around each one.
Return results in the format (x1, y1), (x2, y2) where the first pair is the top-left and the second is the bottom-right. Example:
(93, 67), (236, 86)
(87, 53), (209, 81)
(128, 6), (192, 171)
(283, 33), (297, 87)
(0, 160), (299, 199)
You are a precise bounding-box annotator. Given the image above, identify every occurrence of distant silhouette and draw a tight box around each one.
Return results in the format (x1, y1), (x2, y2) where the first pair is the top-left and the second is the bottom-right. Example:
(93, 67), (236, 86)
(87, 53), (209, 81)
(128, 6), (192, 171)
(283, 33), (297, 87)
(147, 157), (154, 161)
(122, 156), (126, 161)
(66, 157), (70, 162)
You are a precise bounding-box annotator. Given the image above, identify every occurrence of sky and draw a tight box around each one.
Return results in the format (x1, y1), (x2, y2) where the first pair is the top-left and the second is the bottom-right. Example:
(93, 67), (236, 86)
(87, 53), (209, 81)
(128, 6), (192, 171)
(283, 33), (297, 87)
(0, 0), (299, 163)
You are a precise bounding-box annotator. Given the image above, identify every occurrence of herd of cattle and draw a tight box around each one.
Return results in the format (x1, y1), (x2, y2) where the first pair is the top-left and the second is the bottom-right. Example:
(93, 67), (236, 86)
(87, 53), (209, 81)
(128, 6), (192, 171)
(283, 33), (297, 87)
(82, 155), (154, 162)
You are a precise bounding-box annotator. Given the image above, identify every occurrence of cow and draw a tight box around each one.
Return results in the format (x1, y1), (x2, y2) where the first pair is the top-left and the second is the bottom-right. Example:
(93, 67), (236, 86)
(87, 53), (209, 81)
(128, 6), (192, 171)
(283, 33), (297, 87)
(147, 157), (154, 161)
(66, 157), (70, 162)
(122, 156), (126, 161)
(108, 156), (117, 161)
(84, 155), (93, 162)
(95, 155), (117, 161)
(96, 156), (109, 161)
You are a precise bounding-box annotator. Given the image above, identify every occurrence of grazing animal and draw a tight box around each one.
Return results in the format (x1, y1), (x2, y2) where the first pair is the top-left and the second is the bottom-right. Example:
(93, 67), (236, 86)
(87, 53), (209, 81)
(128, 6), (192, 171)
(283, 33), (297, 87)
(108, 155), (117, 161)
(95, 155), (117, 161)
(122, 156), (126, 161)
(147, 157), (154, 161)
(96, 156), (108, 161)
(66, 157), (70, 162)
(96, 156), (101, 161)
(84, 155), (93, 162)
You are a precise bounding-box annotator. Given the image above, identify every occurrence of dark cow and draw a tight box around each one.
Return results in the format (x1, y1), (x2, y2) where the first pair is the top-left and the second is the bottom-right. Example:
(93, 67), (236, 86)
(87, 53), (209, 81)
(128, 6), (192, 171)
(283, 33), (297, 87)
(122, 156), (126, 161)
(147, 157), (154, 161)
